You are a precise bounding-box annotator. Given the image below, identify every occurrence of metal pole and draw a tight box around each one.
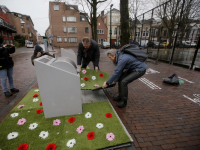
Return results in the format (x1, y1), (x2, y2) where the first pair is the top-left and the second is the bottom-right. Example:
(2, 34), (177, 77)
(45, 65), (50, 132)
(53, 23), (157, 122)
(190, 35), (200, 70)
(140, 14), (144, 46)
(147, 9), (154, 54)
(110, 4), (113, 49)
(169, 0), (185, 64)
(134, 16), (137, 41)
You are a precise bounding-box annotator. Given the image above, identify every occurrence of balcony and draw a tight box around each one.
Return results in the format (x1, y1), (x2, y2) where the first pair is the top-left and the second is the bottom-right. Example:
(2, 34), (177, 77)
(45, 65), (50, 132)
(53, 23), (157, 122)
(0, 19), (17, 33)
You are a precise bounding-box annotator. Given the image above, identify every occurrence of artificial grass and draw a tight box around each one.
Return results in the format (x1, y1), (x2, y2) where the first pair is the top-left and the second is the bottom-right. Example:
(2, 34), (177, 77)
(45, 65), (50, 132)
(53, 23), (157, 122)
(0, 89), (131, 150)
(80, 69), (110, 90)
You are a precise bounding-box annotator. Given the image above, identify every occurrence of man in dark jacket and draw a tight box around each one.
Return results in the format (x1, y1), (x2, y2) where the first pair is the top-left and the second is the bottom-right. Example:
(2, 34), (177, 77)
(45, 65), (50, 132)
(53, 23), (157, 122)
(102, 48), (147, 108)
(77, 37), (100, 71)
(0, 42), (19, 97)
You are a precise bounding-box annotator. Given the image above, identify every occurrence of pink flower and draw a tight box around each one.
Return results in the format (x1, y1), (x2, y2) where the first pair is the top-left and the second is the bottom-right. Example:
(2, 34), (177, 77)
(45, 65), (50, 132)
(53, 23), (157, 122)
(17, 118), (26, 125)
(82, 70), (87, 74)
(76, 125), (84, 134)
(94, 84), (99, 87)
(17, 105), (24, 109)
(53, 119), (61, 126)
(106, 133), (115, 141)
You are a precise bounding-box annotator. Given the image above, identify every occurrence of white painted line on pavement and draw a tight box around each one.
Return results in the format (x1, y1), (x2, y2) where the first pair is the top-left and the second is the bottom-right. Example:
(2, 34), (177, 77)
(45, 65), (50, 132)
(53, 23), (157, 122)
(183, 94), (200, 105)
(179, 77), (194, 83)
(146, 68), (160, 74)
(139, 77), (161, 90)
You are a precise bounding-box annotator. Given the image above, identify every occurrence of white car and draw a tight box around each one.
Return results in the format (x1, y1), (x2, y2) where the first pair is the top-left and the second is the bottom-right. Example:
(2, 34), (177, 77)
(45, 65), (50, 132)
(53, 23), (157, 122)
(26, 42), (34, 48)
(191, 42), (197, 47)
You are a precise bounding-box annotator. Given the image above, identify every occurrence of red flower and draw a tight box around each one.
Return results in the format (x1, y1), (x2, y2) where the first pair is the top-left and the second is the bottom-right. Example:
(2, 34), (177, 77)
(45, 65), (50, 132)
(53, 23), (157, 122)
(33, 94), (39, 97)
(105, 113), (112, 118)
(46, 143), (57, 150)
(39, 102), (43, 106)
(68, 117), (75, 123)
(99, 73), (104, 77)
(36, 109), (43, 114)
(17, 143), (29, 150)
(84, 77), (89, 81)
(87, 132), (95, 140)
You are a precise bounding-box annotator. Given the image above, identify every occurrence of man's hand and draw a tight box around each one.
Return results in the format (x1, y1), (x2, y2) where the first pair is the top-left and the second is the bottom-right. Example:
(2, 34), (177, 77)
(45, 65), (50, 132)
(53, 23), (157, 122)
(77, 65), (81, 71)
(10, 44), (14, 47)
(102, 82), (108, 89)
(95, 66), (98, 72)
(3, 44), (7, 48)
(36, 52), (42, 57)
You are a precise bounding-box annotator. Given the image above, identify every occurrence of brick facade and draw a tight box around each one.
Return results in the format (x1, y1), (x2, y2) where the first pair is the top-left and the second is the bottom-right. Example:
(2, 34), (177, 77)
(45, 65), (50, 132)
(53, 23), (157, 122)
(97, 15), (108, 45)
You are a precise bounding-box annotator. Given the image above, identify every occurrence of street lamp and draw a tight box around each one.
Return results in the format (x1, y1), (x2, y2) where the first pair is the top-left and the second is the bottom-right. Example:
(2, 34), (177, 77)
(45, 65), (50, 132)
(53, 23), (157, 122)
(110, 4), (113, 49)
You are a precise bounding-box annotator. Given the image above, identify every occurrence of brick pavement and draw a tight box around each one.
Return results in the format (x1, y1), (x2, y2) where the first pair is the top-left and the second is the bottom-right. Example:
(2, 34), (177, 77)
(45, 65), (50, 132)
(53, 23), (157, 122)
(0, 46), (200, 150)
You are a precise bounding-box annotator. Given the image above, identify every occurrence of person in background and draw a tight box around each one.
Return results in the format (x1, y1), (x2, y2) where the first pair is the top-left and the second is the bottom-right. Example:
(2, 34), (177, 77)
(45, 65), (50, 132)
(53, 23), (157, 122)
(77, 37), (100, 72)
(0, 40), (19, 97)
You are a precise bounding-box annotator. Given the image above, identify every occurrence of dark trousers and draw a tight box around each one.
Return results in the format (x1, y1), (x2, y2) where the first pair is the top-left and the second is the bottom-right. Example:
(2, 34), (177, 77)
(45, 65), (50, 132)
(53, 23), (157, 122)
(118, 70), (146, 99)
(81, 59), (99, 70)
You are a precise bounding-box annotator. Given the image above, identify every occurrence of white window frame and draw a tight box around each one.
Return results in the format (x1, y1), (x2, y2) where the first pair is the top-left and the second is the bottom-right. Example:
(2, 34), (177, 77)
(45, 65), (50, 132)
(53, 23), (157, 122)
(67, 16), (76, 22)
(54, 5), (59, 11)
(68, 37), (77, 43)
(68, 27), (77, 33)
(62, 16), (66, 22)
(115, 17), (118, 22)
(63, 27), (67, 32)
(97, 29), (104, 34)
(64, 37), (67, 42)
(57, 37), (62, 43)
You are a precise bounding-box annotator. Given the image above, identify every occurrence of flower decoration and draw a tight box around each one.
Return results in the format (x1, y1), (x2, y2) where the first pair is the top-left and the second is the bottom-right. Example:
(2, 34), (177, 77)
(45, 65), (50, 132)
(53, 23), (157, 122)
(39, 131), (49, 139)
(46, 143), (56, 150)
(66, 139), (76, 148)
(68, 117), (75, 123)
(53, 119), (61, 126)
(17, 118), (26, 125)
(33, 94), (39, 97)
(34, 89), (39, 92)
(17, 105), (24, 109)
(96, 123), (104, 129)
(85, 112), (92, 118)
(33, 98), (39, 102)
(92, 76), (96, 80)
(17, 143), (29, 150)
(105, 113), (112, 118)
(87, 132), (95, 140)
(82, 70), (87, 74)
(10, 113), (19, 118)
(106, 133), (115, 141)
(99, 73), (104, 77)
(80, 83), (85, 87)
(36, 109), (43, 114)
(94, 84), (99, 87)
(40, 102), (43, 106)
(84, 77), (89, 81)
(76, 125), (84, 134)
(29, 123), (38, 130)
(7, 132), (18, 140)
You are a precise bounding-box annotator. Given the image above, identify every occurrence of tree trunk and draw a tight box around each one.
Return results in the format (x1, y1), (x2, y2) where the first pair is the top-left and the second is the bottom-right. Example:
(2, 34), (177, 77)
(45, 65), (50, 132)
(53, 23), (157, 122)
(92, 0), (97, 42)
(120, 0), (130, 46)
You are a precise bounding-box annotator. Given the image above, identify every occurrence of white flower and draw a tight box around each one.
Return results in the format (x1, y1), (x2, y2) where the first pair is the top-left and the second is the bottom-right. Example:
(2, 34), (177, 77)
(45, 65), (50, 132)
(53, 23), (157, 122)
(39, 131), (49, 139)
(80, 83), (85, 87)
(96, 123), (104, 129)
(81, 78), (83, 80)
(10, 113), (19, 118)
(7, 132), (18, 140)
(33, 98), (39, 102)
(29, 123), (38, 130)
(92, 76), (96, 80)
(28, 111), (30, 113)
(85, 112), (92, 118)
(66, 139), (76, 148)
(57, 132), (59, 134)
(34, 89), (39, 92)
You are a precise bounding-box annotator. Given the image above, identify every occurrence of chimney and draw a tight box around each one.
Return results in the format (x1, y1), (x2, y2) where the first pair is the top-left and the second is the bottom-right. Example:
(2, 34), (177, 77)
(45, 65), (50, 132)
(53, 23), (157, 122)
(101, 11), (104, 17)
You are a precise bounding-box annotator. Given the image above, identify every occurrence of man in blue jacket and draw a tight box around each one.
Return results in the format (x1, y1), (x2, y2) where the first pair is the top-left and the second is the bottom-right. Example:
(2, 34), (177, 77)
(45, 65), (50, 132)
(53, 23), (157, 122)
(102, 48), (147, 108)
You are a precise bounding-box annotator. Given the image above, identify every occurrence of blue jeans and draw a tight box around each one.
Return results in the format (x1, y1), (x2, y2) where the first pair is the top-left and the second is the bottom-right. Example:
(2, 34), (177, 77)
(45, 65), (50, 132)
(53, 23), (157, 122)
(0, 67), (14, 92)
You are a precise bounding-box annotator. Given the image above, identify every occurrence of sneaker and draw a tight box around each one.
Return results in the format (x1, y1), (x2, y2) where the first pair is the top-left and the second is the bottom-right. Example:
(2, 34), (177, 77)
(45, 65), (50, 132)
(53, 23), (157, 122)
(53, 54), (55, 58)
(113, 96), (121, 101)
(10, 88), (19, 92)
(4, 91), (12, 97)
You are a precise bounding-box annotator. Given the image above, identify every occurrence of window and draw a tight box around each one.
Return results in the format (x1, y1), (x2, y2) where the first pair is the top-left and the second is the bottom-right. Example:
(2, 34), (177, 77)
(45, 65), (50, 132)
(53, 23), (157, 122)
(114, 28), (117, 35)
(29, 33), (32, 38)
(98, 39), (106, 44)
(85, 27), (89, 33)
(57, 37), (62, 42)
(70, 7), (74, 10)
(99, 23), (100, 26)
(67, 16), (76, 22)
(68, 27), (77, 33)
(54, 5), (59, 10)
(22, 29), (25, 33)
(104, 18), (106, 24)
(68, 37), (77, 43)
(64, 37), (67, 42)
(146, 31), (149, 36)
(164, 30), (167, 36)
(97, 29), (104, 34)
(143, 31), (145, 36)
(63, 27), (67, 32)
(80, 15), (87, 22)
(63, 16), (66, 22)
(115, 17), (118, 22)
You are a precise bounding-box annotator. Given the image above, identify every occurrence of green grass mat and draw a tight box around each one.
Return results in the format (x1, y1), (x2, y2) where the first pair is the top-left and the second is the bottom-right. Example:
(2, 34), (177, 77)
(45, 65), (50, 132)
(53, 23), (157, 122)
(0, 89), (131, 150)
(80, 69), (110, 90)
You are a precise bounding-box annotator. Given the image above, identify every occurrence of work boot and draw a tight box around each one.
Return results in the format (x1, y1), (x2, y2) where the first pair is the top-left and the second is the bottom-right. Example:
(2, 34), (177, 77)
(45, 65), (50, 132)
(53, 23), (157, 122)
(116, 97), (127, 108)
(10, 88), (19, 92)
(113, 96), (121, 101)
(4, 91), (12, 97)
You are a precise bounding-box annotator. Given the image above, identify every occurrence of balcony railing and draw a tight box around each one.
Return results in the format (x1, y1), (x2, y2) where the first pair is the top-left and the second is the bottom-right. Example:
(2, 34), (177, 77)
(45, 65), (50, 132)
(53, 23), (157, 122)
(0, 20), (17, 33)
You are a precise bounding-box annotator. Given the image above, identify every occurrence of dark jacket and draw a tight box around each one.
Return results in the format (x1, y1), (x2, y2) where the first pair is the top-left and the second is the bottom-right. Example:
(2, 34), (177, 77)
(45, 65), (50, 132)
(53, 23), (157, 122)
(0, 44), (15, 70)
(77, 39), (100, 67)
(34, 45), (44, 57)
(107, 50), (147, 84)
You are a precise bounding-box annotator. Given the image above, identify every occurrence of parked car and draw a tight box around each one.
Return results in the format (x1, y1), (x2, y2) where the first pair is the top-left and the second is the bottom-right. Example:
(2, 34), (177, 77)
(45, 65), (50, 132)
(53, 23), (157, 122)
(147, 41), (164, 48)
(111, 42), (121, 48)
(190, 42), (197, 47)
(101, 42), (110, 49)
(26, 42), (34, 48)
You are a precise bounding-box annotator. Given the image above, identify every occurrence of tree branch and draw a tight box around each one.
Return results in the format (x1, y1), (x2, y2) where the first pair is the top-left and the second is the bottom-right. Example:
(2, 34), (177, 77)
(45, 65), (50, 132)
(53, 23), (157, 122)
(97, 0), (107, 4)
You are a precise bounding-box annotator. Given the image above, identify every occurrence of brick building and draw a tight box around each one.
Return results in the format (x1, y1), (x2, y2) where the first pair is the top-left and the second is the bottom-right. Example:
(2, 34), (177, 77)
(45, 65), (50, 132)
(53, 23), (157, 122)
(97, 14), (108, 45)
(0, 6), (16, 44)
(48, 2), (91, 47)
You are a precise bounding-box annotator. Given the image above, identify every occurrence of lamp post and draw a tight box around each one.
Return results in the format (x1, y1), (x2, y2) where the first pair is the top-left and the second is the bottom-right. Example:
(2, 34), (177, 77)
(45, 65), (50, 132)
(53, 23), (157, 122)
(110, 4), (113, 49)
